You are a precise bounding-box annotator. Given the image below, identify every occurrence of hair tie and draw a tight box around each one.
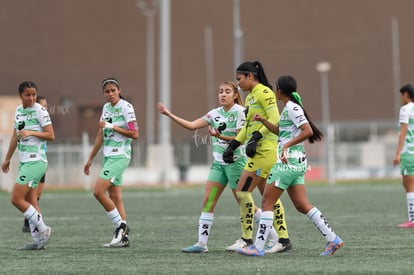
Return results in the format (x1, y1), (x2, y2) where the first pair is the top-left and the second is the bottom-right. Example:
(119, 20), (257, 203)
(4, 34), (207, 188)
(291, 92), (303, 106)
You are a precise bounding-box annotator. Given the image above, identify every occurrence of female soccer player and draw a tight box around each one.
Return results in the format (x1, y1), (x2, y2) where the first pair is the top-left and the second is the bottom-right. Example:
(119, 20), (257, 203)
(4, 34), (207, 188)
(22, 95), (48, 233)
(84, 77), (139, 247)
(2, 81), (53, 250)
(223, 62), (292, 253)
(393, 84), (414, 228)
(158, 81), (281, 253)
(237, 75), (343, 256)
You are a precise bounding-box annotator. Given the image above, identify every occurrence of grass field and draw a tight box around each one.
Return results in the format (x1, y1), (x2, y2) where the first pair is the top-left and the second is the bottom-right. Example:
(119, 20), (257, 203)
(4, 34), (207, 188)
(1, 181), (413, 274)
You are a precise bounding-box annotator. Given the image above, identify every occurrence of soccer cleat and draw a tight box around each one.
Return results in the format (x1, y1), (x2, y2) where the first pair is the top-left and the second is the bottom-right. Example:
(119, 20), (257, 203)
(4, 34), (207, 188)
(120, 232), (130, 247)
(104, 224), (130, 248)
(320, 236), (343, 256)
(236, 245), (264, 256)
(278, 238), (293, 252)
(36, 226), (52, 250)
(264, 240), (285, 253)
(398, 221), (414, 228)
(18, 242), (43, 250)
(110, 223), (128, 246)
(226, 238), (251, 251)
(118, 225), (130, 247)
(103, 240), (130, 248)
(102, 239), (130, 248)
(22, 219), (30, 233)
(182, 243), (208, 253)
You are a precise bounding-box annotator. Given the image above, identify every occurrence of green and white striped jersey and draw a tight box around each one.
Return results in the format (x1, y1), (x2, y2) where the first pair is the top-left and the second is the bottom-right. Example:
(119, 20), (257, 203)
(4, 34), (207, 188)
(203, 104), (245, 164)
(278, 101), (308, 159)
(14, 102), (51, 162)
(100, 99), (137, 158)
(399, 102), (414, 154)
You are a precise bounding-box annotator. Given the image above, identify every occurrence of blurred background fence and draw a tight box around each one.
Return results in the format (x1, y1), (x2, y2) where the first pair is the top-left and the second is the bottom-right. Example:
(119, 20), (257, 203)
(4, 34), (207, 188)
(0, 120), (400, 192)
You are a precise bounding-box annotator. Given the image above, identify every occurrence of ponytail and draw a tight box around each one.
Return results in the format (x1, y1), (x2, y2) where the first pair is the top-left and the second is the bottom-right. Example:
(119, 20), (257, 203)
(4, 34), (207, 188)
(236, 61), (273, 90)
(276, 75), (323, 143)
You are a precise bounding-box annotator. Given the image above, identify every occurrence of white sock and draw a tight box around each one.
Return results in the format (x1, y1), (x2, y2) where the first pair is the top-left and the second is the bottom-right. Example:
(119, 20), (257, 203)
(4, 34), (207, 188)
(198, 212), (213, 247)
(255, 208), (278, 243)
(407, 192), (414, 222)
(23, 205), (46, 232)
(106, 208), (122, 228)
(268, 226), (279, 243)
(254, 211), (273, 251)
(29, 222), (39, 243)
(254, 208), (262, 224)
(306, 207), (336, 242)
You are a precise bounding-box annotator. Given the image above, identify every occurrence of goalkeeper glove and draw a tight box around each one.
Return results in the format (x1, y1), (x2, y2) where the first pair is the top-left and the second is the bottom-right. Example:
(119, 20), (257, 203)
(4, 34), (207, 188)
(246, 131), (262, 158)
(223, 139), (241, 163)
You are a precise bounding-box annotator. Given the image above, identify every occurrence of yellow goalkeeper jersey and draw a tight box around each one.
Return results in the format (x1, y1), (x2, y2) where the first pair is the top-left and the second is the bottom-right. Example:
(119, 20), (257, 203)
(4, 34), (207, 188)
(236, 83), (279, 151)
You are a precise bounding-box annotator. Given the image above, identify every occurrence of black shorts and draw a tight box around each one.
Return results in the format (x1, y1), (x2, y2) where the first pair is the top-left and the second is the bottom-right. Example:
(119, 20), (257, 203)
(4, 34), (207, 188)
(39, 173), (46, 183)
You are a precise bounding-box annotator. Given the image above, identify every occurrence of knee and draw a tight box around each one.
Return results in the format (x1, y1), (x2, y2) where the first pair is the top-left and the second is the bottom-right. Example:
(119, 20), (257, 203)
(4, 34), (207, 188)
(11, 196), (26, 212)
(93, 190), (104, 200)
(295, 204), (312, 214)
(10, 197), (19, 208)
(295, 206), (307, 214)
(236, 191), (253, 205)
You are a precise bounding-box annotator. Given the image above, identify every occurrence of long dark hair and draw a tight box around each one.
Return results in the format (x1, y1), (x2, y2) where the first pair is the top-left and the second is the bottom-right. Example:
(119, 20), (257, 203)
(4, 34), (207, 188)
(276, 75), (323, 143)
(236, 61), (273, 90)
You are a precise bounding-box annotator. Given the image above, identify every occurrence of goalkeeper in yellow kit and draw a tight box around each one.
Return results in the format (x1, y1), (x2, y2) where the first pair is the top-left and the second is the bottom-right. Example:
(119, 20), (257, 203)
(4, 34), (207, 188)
(223, 61), (292, 253)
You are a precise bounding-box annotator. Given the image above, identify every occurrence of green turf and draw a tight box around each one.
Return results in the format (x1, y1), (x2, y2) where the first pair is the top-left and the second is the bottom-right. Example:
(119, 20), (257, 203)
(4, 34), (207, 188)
(0, 182), (413, 274)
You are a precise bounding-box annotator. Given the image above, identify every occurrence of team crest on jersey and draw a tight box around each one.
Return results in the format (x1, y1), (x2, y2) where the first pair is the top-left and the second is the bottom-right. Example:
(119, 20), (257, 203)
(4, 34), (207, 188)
(249, 97), (255, 105)
(228, 114), (236, 122)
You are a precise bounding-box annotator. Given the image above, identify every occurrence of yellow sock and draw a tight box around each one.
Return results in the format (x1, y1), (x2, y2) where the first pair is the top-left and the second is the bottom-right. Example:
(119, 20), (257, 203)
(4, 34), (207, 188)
(274, 199), (289, 239)
(237, 191), (254, 241)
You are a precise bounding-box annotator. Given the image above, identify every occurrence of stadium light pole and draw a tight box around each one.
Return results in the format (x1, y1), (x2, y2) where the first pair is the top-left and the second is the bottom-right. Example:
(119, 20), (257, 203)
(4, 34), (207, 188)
(391, 16), (401, 121)
(159, 0), (172, 188)
(233, 0), (243, 72)
(316, 61), (335, 186)
(136, 0), (157, 146)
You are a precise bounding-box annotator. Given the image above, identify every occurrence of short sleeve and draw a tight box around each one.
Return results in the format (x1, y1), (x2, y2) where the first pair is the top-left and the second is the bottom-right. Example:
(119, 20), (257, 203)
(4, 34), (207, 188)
(399, 106), (409, 124)
(123, 102), (137, 123)
(38, 106), (52, 127)
(288, 103), (308, 128)
(236, 106), (246, 129)
(202, 110), (214, 125)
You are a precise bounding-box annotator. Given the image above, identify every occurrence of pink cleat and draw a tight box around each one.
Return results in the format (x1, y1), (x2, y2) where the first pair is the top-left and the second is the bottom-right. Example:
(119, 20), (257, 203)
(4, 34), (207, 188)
(398, 221), (414, 228)
(320, 236), (343, 256)
(236, 245), (264, 256)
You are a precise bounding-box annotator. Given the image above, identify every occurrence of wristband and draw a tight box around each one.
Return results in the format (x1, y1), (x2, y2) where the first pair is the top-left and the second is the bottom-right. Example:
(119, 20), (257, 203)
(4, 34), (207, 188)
(104, 122), (114, 129)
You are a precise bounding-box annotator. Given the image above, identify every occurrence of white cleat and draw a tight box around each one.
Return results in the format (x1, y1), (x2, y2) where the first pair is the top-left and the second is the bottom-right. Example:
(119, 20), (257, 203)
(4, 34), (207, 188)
(36, 226), (52, 249)
(226, 239), (248, 251)
(265, 240), (285, 253)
